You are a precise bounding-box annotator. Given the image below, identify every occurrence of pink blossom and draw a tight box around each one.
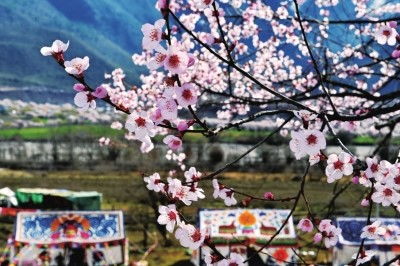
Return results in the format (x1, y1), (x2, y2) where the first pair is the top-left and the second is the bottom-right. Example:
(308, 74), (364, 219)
(365, 157), (379, 179)
(212, 179), (223, 198)
(175, 223), (206, 250)
(40, 40), (69, 57)
(141, 19), (165, 51)
(110, 121), (123, 130)
(325, 152), (354, 183)
(98, 137), (110, 146)
(293, 110), (318, 122)
(360, 221), (385, 239)
(382, 224), (400, 240)
(176, 83), (198, 107)
(74, 91), (96, 110)
(289, 130), (326, 159)
(125, 111), (155, 140)
(297, 218), (314, 233)
(359, 172), (372, 188)
(147, 51), (167, 71)
(217, 253), (245, 266)
(375, 25), (398, 46)
(388, 21), (398, 28)
(167, 178), (197, 205)
(184, 167), (202, 183)
(144, 173), (165, 192)
(64, 56), (90, 75)
(157, 204), (180, 233)
(184, 168), (205, 201)
(139, 136), (155, 153)
(163, 135), (183, 151)
(360, 198), (370, 207)
(351, 250), (375, 266)
(150, 108), (164, 125)
(204, 33), (216, 45)
(157, 97), (178, 121)
(387, 166), (400, 190)
(375, 160), (395, 184)
(371, 183), (400, 207)
(220, 189), (237, 206)
(212, 179), (237, 206)
(309, 153), (322, 166)
(192, 0), (214, 10)
(164, 46), (190, 74)
(317, 219), (342, 248)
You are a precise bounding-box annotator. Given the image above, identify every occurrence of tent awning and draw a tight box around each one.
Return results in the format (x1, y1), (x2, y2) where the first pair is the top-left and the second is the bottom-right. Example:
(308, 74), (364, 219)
(16, 188), (102, 210)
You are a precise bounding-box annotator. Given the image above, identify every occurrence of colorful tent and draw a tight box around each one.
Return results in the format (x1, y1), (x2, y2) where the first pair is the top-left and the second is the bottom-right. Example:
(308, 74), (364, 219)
(192, 209), (297, 265)
(16, 188), (102, 210)
(3, 211), (127, 265)
(333, 217), (400, 266)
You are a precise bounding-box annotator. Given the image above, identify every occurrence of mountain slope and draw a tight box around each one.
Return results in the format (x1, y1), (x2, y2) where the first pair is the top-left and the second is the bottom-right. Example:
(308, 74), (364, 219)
(0, 0), (160, 90)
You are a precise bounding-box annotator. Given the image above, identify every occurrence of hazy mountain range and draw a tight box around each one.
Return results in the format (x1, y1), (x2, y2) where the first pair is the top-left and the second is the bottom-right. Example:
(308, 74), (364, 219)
(0, 0), (159, 93)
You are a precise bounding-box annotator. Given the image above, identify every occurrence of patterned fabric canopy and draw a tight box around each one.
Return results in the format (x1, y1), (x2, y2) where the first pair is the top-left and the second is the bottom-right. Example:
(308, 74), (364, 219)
(199, 209), (296, 244)
(15, 211), (124, 244)
(336, 217), (400, 245)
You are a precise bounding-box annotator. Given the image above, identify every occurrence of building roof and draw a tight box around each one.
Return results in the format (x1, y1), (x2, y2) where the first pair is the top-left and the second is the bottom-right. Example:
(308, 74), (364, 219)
(15, 211), (124, 244)
(199, 209), (296, 245)
(336, 217), (400, 246)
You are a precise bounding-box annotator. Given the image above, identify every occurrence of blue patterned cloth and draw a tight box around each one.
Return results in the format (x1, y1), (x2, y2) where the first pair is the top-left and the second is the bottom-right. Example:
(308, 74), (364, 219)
(15, 211), (124, 244)
(336, 217), (400, 246)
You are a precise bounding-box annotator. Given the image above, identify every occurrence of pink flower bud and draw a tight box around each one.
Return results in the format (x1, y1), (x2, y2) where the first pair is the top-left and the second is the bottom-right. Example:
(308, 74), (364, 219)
(313, 233), (322, 243)
(361, 199), (369, 207)
(187, 54), (196, 67)
(73, 83), (85, 92)
(352, 176), (359, 184)
(263, 192), (274, 200)
(157, 0), (167, 9)
(205, 34), (216, 45)
(392, 49), (400, 59)
(177, 121), (189, 131)
(93, 86), (108, 99)
(389, 21), (398, 28)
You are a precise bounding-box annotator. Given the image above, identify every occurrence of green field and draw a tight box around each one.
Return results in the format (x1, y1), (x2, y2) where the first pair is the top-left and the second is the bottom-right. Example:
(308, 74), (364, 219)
(0, 124), (391, 145)
(0, 169), (394, 265)
(0, 124), (123, 140)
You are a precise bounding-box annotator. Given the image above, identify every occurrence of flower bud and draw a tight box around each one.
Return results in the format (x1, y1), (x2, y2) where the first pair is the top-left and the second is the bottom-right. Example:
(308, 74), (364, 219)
(263, 192), (274, 200)
(313, 233), (322, 243)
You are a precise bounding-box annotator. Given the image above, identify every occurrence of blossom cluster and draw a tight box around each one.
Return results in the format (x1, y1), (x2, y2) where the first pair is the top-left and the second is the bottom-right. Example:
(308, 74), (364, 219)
(297, 218), (341, 248)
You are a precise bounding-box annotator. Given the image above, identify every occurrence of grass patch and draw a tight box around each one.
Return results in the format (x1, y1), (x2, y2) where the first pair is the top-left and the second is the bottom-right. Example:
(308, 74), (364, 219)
(1, 124), (399, 146)
(0, 124), (123, 140)
(352, 135), (376, 145)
